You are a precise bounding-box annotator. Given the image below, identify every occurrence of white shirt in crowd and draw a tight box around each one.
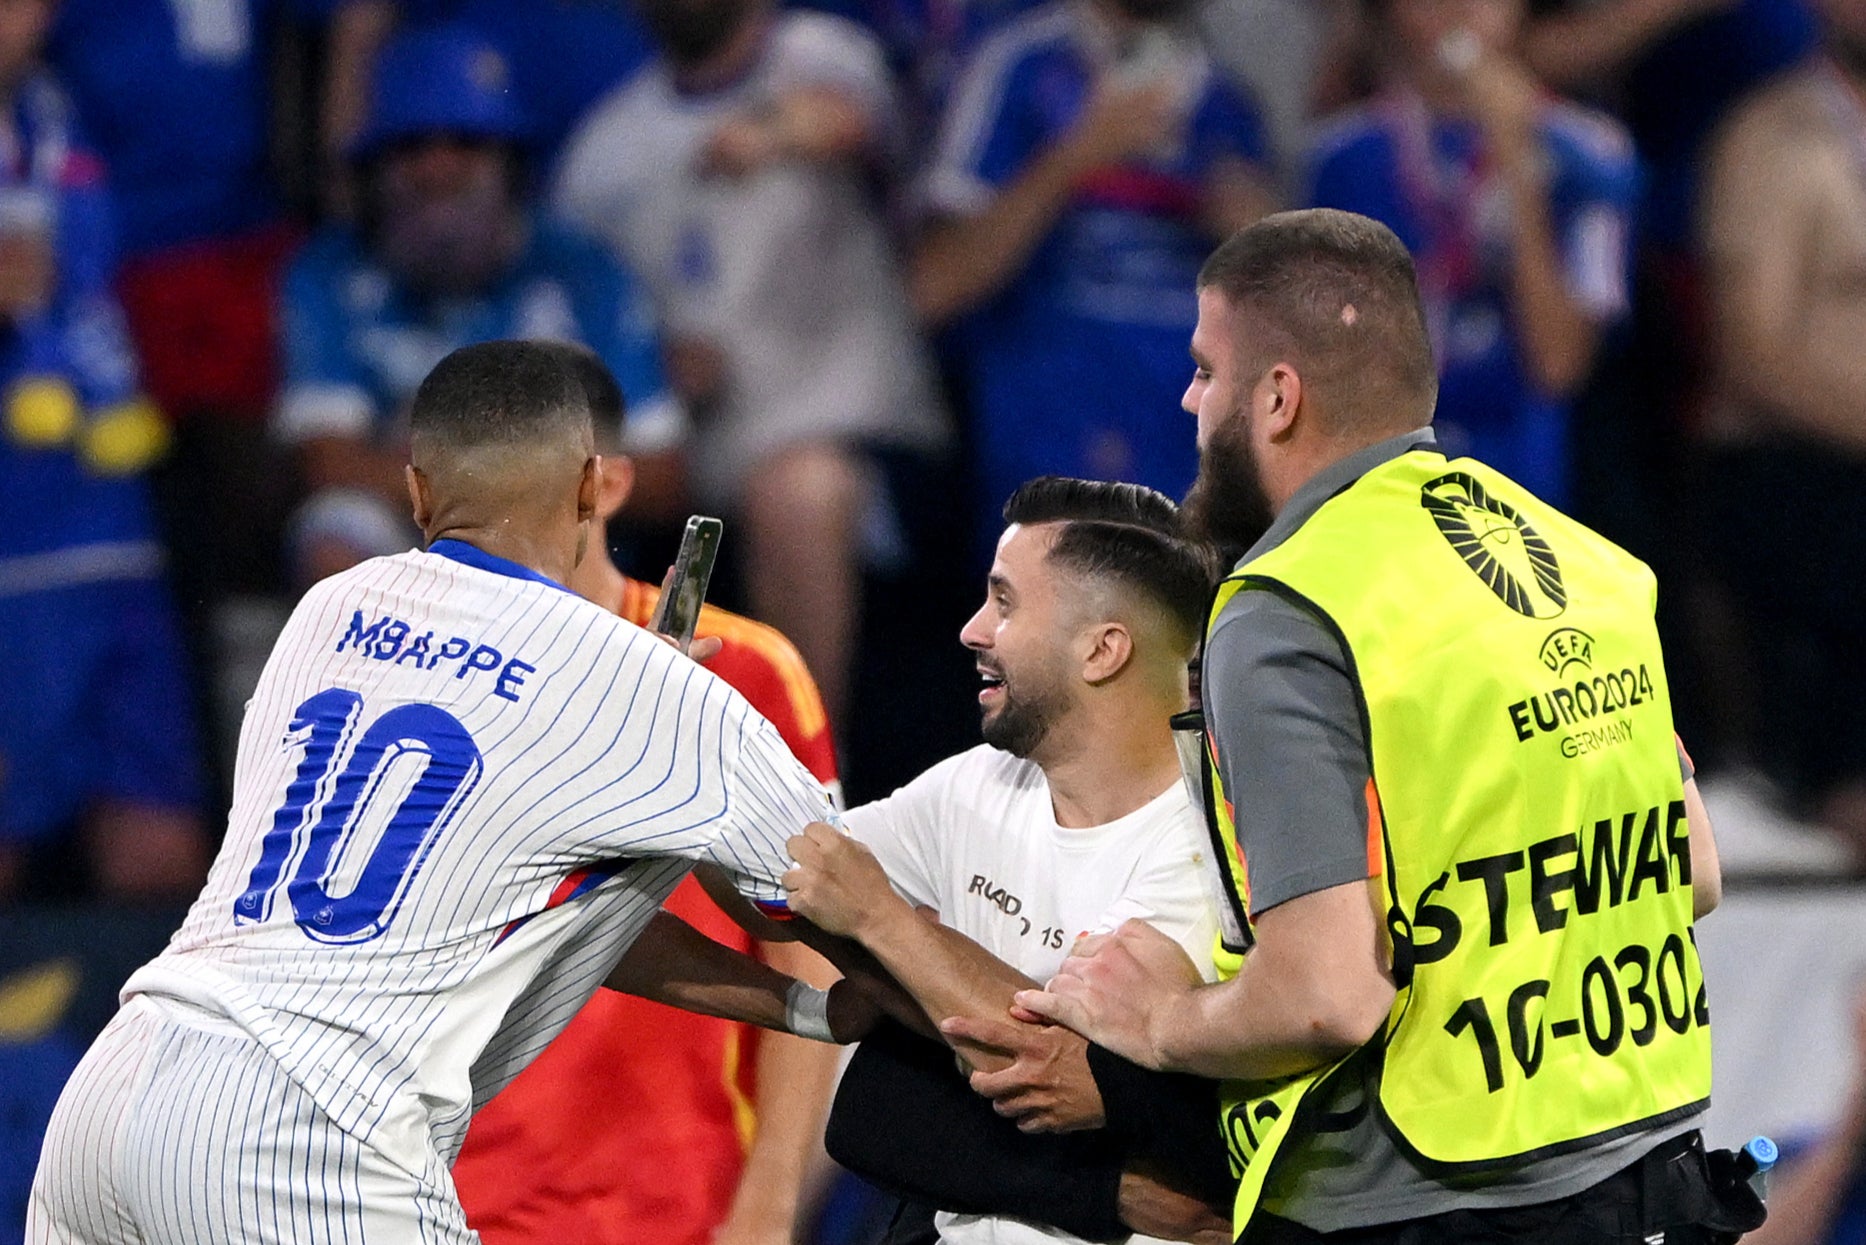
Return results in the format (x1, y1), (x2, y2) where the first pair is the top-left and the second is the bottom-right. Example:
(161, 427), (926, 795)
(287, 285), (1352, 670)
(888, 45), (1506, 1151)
(554, 11), (947, 504)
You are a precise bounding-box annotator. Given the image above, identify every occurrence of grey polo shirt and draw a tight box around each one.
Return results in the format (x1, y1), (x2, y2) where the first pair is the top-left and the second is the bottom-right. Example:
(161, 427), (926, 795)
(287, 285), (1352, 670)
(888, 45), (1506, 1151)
(1204, 428), (1700, 1231)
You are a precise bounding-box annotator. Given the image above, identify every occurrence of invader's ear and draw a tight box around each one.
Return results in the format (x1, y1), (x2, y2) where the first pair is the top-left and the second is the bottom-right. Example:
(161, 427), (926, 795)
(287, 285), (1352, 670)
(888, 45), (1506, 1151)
(1078, 619), (1136, 686)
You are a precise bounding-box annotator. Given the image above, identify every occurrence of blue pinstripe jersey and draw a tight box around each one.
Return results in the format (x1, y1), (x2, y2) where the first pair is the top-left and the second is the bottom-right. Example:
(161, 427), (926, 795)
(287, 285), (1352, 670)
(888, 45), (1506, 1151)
(120, 541), (831, 1177)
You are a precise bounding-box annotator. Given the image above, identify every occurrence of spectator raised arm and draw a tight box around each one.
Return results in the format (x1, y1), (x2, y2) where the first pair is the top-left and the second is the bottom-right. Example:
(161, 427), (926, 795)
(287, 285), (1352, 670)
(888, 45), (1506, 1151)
(910, 0), (1273, 550)
(1522, 0), (1735, 88)
(1306, 0), (1637, 506)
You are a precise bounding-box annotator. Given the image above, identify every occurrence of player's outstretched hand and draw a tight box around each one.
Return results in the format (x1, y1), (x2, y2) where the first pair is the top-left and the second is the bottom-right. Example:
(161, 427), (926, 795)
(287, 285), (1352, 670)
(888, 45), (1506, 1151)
(1014, 918), (1202, 1070)
(938, 1013), (1106, 1133)
(781, 821), (896, 938)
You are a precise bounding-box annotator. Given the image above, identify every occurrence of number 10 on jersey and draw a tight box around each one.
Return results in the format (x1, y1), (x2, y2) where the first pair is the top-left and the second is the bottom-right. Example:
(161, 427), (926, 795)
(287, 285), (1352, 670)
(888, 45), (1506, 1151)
(233, 688), (483, 943)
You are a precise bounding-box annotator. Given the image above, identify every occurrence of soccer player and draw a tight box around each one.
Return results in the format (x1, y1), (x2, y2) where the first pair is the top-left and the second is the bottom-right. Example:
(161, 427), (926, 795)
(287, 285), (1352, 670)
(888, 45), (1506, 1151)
(27, 340), (839, 1245)
(450, 344), (845, 1245)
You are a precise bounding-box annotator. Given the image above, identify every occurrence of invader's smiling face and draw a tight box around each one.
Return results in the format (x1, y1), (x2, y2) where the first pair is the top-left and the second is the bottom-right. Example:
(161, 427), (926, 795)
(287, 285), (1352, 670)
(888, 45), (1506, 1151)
(960, 523), (1078, 759)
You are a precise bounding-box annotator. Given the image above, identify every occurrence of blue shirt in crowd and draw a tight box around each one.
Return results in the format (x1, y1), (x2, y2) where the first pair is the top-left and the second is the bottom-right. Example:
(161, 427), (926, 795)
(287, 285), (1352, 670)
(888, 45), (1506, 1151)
(47, 0), (333, 256)
(276, 216), (673, 446)
(0, 74), (157, 563)
(923, 3), (1267, 539)
(1306, 94), (1638, 506)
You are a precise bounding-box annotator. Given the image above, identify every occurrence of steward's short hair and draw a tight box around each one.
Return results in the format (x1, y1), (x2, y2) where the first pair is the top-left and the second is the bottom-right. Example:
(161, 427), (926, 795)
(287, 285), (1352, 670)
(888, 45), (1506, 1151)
(409, 340), (590, 448)
(1197, 209), (1437, 429)
(1003, 477), (1221, 642)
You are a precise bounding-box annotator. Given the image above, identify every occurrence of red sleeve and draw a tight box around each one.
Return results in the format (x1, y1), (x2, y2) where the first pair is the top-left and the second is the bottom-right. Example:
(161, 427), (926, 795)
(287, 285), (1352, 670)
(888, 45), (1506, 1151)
(696, 612), (840, 788)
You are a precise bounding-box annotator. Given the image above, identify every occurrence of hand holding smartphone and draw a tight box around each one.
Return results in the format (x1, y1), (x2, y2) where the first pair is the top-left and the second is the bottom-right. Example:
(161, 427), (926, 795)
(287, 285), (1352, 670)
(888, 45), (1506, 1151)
(649, 515), (724, 655)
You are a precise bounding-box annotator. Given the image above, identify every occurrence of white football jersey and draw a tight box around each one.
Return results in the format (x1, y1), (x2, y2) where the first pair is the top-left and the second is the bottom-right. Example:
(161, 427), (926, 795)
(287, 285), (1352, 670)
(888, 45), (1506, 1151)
(842, 744), (1218, 1245)
(122, 542), (834, 1178)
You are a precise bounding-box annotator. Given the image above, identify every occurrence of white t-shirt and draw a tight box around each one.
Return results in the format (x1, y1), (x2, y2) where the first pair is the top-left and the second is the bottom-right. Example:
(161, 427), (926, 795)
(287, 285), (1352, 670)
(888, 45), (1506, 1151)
(553, 12), (946, 502)
(843, 744), (1218, 1245)
(123, 542), (835, 1179)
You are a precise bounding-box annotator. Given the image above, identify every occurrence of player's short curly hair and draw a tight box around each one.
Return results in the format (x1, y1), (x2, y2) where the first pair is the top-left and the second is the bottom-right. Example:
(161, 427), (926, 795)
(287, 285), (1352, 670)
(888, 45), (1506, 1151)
(1003, 476), (1221, 645)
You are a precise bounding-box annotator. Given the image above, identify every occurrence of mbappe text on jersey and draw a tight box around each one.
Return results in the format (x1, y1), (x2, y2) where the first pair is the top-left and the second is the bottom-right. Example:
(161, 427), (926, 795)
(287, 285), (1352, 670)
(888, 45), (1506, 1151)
(336, 609), (538, 703)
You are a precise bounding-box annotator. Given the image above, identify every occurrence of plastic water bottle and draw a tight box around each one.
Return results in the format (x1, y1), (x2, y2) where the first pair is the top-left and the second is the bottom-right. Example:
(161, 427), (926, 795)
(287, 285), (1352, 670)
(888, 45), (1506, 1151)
(1735, 1136), (1778, 1200)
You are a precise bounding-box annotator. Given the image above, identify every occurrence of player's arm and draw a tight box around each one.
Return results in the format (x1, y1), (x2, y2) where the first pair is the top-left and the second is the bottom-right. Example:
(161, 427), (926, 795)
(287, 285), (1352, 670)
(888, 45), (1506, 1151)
(695, 858), (942, 1041)
(712, 939), (845, 1245)
(678, 705), (930, 1031)
(602, 909), (876, 1042)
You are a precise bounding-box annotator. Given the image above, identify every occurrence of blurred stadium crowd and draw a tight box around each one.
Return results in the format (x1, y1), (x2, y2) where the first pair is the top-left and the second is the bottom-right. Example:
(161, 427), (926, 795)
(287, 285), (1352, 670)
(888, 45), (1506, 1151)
(2, 0), (1866, 1241)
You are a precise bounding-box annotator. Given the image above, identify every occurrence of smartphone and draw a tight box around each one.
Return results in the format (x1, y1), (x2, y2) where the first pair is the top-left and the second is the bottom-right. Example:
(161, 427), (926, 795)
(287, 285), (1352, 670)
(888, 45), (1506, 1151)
(649, 515), (724, 655)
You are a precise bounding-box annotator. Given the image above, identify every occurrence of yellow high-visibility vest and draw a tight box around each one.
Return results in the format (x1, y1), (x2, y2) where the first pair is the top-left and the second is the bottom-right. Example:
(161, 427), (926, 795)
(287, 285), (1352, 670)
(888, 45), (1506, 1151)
(1202, 450), (1711, 1232)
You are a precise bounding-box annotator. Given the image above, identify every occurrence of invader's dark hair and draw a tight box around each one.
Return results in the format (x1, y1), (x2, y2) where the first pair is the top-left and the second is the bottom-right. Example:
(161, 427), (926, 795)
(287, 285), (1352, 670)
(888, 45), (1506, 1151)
(1197, 208), (1438, 430)
(409, 340), (591, 448)
(532, 340), (626, 441)
(1003, 477), (1221, 644)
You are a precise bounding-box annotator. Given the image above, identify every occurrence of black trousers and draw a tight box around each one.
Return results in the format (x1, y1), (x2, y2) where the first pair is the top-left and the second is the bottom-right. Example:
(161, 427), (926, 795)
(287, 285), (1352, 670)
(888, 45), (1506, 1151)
(1240, 1131), (1766, 1245)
